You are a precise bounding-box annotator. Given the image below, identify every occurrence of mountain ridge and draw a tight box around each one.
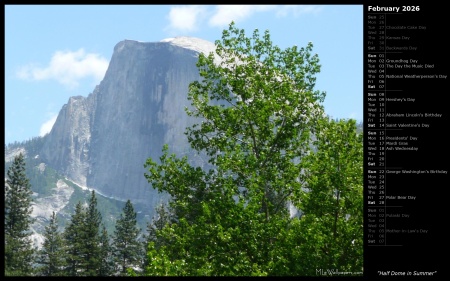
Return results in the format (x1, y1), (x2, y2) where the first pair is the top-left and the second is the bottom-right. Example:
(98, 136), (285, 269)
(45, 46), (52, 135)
(39, 36), (214, 206)
(5, 36), (218, 247)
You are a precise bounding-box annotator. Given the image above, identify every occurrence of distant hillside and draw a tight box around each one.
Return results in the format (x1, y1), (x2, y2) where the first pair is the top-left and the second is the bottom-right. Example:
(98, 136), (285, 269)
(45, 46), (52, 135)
(5, 137), (155, 248)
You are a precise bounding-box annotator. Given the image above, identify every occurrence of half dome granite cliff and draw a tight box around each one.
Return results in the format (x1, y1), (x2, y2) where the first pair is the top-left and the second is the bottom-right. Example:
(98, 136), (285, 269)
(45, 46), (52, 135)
(40, 37), (216, 206)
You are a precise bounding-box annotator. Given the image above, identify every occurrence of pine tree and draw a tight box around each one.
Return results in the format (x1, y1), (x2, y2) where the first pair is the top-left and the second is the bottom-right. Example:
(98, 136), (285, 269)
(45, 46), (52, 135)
(36, 211), (66, 276)
(141, 202), (173, 272)
(98, 225), (114, 276)
(5, 153), (36, 276)
(112, 199), (142, 275)
(145, 202), (172, 248)
(62, 192), (104, 276)
(81, 190), (103, 276)
(63, 201), (87, 276)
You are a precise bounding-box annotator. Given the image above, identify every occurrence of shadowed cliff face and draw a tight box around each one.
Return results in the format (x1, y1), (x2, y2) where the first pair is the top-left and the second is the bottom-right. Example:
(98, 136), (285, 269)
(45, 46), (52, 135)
(40, 38), (214, 206)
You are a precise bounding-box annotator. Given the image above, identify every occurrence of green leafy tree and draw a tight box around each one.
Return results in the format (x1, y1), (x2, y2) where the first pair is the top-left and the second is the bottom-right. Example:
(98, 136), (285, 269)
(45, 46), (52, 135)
(143, 22), (363, 276)
(143, 22), (335, 276)
(184, 21), (325, 223)
(112, 199), (142, 275)
(36, 211), (66, 276)
(139, 202), (173, 273)
(5, 153), (36, 276)
(293, 117), (363, 274)
(63, 201), (87, 276)
(98, 225), (114, 276)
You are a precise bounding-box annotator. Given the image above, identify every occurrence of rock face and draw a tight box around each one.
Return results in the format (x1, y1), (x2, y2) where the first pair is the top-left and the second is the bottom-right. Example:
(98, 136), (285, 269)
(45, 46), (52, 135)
(30, 179), (75, 247)
(40, 95), (94, 188)
(40, 37), (216, 206)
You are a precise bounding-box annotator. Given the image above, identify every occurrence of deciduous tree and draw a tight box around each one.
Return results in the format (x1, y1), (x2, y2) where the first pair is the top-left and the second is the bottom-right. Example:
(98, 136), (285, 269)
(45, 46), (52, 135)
(293, 117), (363, 274)
(143, 22), (362, 276)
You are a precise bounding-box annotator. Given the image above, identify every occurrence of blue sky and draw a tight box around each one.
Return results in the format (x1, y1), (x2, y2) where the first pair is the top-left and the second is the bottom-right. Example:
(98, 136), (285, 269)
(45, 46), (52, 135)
(5, 4), (363, 145)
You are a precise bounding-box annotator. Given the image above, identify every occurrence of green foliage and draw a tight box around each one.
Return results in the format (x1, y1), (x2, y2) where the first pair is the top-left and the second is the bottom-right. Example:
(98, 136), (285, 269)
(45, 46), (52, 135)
(60, 180), (127, 235)
(5, 136), (149, 240)
(62, 191), (103, 276)
(98, 225), (115, 276)
(5, 135), (47, 160)
(295, 117), (363, 274)
(184, 22), (326, 223)
(134, 202), (173, 276)
(112, 199), (142, 275)
(144, 202), (173, 250)
(3, 22), (363, 277)
(143, 22), (363, 276)
(82, 190), (103, 275)
(36, 211), (66, 276)
(5, 153), (36, 276)
(63, 201), (87, 276)
(5, 155), (59, 198)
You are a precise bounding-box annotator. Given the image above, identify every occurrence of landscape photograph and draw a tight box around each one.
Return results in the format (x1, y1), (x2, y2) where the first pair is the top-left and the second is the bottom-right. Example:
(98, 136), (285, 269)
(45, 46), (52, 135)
(5, 4), (363, 276)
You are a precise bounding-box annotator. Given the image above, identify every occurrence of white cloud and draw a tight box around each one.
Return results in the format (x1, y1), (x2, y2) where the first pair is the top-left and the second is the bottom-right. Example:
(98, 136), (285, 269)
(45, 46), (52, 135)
(17, 49), (109, 89)
(165, 5), (322, 34)
(275, 5), (323, 18)
(40, 115), (58, 137)
(166, 5), (207, 33)
(208, 5), (275, 27)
